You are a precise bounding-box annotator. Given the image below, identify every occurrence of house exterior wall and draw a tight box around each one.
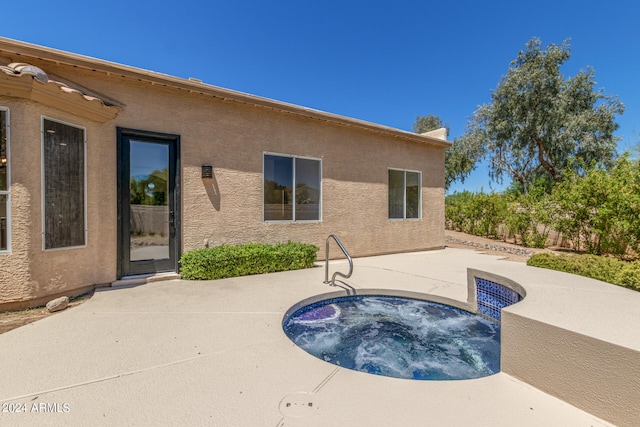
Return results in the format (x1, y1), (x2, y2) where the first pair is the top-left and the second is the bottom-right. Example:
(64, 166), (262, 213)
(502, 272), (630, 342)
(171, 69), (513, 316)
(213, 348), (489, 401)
(0, 96), (117, 308)
(0, 47), (446, 309)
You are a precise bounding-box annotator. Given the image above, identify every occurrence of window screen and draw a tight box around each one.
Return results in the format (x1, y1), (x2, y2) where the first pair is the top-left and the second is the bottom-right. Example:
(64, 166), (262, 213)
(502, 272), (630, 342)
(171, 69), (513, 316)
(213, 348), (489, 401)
(43, 119), (85, 249)
(388, 169), (421, 219)
(264, 154), (321, 221)
(0, 109), (9, 251)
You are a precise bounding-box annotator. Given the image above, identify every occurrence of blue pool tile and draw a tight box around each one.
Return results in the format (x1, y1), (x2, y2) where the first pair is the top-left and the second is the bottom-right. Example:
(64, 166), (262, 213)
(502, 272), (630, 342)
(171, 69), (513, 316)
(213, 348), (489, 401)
(476, 278), (522, 322)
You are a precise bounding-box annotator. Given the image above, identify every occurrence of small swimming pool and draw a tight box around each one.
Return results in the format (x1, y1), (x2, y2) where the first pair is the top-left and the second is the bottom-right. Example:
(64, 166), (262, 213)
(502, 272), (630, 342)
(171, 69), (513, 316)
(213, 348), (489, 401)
(283, 295), (501, 380)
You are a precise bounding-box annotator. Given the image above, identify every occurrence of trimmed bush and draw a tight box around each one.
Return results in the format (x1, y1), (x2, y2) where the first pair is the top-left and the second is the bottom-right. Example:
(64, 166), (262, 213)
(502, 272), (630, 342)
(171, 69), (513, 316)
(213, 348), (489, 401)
(616, 262), (640, 291)
(527, 252), (640, 292)
(179, 242), (319, 280)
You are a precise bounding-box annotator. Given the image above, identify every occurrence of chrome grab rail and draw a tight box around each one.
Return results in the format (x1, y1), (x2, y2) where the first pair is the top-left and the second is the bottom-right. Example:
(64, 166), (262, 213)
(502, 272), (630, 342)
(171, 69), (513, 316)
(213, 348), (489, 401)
(324, 234), (353, 286)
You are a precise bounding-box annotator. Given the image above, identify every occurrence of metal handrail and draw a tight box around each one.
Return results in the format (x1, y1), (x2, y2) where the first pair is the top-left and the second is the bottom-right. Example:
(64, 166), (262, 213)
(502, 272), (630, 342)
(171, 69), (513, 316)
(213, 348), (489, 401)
(324, 234), (353, 286)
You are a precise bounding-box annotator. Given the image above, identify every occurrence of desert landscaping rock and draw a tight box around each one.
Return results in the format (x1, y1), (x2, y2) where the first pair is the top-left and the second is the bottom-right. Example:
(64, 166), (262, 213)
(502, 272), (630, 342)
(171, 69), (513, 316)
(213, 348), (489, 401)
(445, 235), (535, 257)
(46, 296), (69, 313)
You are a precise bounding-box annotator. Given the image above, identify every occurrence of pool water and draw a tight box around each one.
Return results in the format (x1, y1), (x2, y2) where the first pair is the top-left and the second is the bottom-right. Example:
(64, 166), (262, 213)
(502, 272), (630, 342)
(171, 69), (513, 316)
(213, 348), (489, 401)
(283, 296), (501, 380)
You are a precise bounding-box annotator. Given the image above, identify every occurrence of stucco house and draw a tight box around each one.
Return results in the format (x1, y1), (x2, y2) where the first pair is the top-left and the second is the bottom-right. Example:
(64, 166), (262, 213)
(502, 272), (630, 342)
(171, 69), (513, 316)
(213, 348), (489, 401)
(0, 37), (449, 310)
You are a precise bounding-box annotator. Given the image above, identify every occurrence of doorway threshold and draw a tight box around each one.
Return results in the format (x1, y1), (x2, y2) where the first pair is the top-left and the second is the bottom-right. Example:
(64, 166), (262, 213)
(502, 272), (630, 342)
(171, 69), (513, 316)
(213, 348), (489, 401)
(111, 272), (181, 288)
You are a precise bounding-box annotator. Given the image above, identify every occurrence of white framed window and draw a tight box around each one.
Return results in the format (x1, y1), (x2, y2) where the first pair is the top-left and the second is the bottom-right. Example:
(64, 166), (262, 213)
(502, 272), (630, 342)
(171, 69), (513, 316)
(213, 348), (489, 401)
(388, 168), (421, 219)
(41, 117), (87, 250)
(263, 153), (322, 222)
(0, 107), (9, 252)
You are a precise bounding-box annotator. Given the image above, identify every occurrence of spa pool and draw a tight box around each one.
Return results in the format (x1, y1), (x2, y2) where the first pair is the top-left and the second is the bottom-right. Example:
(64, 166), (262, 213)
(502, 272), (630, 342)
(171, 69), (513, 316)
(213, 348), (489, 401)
(283, 295), (501, 380)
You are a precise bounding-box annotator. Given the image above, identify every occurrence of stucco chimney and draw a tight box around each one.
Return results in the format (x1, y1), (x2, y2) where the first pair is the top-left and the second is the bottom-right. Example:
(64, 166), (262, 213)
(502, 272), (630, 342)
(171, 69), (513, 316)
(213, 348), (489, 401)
(421, 127), (448, 140)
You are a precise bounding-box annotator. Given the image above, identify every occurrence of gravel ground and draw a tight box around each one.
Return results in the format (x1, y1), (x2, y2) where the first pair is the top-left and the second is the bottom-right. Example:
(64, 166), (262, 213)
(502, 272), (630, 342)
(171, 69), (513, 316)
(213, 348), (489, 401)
(445, 229), (551, 263)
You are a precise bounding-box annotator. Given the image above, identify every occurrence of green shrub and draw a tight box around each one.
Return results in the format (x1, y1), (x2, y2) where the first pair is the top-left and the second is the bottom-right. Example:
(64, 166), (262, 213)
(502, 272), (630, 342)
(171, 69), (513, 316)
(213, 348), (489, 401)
(616, 261), (640, 291)
(445, 191), (474, 232)
(527, 252), (640, 292)
(179, 242), (319, 280)
(445, 191), (507, 237)
(445, 156), (640, 259)
(549, 156), (640, 257)
(474, 193), (508, 238)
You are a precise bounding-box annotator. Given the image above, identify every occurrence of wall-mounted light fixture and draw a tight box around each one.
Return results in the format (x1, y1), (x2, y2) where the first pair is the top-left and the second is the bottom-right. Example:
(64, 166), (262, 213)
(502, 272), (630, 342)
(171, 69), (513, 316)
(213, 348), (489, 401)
(201, 165), (213, 180)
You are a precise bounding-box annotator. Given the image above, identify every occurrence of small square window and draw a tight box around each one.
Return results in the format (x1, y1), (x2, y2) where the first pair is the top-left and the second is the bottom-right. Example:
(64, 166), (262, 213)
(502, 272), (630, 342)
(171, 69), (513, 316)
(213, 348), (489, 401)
(264, 154), (321, 222)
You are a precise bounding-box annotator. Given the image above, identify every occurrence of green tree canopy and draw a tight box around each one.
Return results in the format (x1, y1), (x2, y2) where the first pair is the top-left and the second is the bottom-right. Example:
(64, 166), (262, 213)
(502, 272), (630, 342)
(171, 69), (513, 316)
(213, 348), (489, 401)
(413, 114), (449, 136)
(413, 114), (477, 190)
(457, 37), (624, 193)
(130, 168), (168, 206)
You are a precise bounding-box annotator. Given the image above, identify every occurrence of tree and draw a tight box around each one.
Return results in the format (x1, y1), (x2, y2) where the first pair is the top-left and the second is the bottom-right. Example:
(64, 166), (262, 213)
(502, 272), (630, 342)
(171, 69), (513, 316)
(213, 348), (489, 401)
(550, 155), (640, 256)
(413, 114), (449, 135)
(413, 115), (474, 190)
(458, 37), (624, 193)
(129, 168), (168, 206)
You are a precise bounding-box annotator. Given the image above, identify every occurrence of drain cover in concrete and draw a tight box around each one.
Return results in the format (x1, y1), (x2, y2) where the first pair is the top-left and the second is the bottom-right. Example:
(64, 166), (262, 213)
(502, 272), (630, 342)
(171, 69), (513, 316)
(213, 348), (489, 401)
(279, 392), (318, 418)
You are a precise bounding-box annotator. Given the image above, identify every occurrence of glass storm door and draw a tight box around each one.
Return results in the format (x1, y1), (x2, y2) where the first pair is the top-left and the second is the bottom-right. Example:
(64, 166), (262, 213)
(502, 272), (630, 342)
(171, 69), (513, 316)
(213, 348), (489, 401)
(117, 129), (180, 278)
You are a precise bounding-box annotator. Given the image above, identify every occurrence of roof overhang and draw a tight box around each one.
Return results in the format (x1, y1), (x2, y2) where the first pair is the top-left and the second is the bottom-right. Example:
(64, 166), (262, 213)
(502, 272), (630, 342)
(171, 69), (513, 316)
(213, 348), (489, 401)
(0, 37), (450, 148)
(0, 64), (120, 123)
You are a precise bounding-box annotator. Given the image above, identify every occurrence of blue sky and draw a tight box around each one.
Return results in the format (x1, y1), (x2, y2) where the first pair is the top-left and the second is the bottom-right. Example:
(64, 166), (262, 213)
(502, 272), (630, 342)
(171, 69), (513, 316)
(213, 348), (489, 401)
(3, 1), (639, 193)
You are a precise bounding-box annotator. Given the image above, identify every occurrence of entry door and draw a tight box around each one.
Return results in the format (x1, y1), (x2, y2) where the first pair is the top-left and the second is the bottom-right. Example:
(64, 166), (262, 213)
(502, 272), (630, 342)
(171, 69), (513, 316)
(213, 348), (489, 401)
(117, 128), (180, 278)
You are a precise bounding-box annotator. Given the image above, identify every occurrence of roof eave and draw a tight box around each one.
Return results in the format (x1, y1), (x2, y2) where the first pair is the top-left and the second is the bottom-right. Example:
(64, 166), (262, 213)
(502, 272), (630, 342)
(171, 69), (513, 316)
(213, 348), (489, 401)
(0, 37), (451, 148)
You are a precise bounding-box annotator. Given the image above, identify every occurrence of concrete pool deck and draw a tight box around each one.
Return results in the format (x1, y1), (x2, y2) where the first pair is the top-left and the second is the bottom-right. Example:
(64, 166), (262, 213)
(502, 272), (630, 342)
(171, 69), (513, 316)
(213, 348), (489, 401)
(0, 248), (638, 426)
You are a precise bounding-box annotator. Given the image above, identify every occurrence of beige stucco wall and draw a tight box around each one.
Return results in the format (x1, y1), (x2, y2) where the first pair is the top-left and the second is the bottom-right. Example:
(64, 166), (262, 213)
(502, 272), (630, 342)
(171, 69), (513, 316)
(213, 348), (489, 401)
(502, 311), (640, 426)
(0, 54), (446, 308)
(467, 265), (640, 427)
(0, 96), (117, 308)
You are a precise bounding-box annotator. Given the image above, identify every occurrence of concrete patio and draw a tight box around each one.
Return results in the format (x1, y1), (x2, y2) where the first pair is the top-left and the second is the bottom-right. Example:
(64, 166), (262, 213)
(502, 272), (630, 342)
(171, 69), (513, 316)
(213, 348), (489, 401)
(0, 248), (638, 426)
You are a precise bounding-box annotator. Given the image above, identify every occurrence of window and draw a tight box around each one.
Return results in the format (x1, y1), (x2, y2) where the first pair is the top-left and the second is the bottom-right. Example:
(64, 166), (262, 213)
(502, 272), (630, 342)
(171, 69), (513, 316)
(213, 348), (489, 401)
(42, 118), (86, 250)
(263, 153), (321, 221)
(388, 169), (421, 219)
(0, 108), (9, 252)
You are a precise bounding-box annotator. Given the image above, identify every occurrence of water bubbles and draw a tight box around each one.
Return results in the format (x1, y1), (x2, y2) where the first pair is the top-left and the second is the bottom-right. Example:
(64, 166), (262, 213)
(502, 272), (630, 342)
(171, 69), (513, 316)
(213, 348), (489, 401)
(283, 296), (501, 380)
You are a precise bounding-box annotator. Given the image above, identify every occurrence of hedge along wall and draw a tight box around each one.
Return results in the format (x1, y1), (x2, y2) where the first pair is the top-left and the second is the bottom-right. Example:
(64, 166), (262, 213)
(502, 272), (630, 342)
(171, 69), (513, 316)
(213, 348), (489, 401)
(179, 242), (319, 280)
